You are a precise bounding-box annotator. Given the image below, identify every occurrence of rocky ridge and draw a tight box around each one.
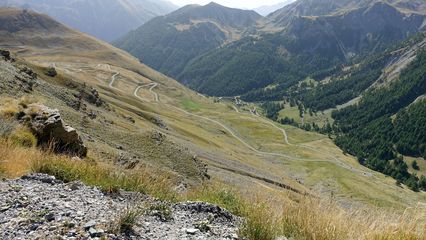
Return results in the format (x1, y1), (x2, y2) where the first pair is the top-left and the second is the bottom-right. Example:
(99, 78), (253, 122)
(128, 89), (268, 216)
(0, 174), (240, 240)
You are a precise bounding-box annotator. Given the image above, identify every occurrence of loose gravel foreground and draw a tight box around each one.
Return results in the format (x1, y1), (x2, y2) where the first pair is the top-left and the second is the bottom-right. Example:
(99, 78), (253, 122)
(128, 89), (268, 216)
(0, 174), (240, 240)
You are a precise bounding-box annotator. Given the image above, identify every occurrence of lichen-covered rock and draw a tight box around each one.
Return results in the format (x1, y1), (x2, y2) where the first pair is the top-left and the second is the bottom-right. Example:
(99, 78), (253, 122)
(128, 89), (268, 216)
(21, 103), (88, 157)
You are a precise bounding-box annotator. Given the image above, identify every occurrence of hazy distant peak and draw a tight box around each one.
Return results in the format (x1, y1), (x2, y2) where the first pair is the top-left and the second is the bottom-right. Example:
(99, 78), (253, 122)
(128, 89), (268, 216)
(164, 2), (262, 28)
(0, 0), (178, 42)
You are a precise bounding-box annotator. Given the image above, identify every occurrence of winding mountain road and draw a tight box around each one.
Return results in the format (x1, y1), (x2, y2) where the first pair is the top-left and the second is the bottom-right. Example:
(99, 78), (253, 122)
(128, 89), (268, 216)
(134, 83), (158, 101)
(107, 68), (373, 177)
(109, 72), (120, 89)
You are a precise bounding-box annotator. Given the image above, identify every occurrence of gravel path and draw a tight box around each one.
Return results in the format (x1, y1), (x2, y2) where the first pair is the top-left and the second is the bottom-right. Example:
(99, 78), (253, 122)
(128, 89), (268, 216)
(0, 174), (240, 240)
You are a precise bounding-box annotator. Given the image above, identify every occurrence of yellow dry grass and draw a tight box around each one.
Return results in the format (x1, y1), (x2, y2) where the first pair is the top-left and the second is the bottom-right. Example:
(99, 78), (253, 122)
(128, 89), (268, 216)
(0, 139), (38, 178)
(0, 138), (425, 240)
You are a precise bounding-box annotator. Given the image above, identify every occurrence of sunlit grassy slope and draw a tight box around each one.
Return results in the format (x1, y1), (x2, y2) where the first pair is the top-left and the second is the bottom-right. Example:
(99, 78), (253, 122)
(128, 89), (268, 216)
(1, 8), (425, 211)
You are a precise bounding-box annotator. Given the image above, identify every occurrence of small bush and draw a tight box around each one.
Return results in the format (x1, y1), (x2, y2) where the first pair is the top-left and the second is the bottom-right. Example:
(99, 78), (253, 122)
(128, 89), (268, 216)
(44, 67), (57, 77)
(149, 203), (173, 221)
(9, 127), (37, 147)
(111, 208), (142, 235)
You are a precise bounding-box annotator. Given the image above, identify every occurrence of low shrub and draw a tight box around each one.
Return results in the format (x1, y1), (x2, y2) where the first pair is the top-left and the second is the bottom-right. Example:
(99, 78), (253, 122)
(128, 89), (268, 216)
(9, 127), (37, 147)
(44, 67), (57, 77)
(110, 208), (142, 235)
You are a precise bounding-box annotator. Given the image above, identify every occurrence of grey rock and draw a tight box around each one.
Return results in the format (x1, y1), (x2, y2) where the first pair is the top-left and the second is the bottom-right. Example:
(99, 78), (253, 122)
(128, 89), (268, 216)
(22, 104), (88, 157)
(84, 220), (96, 230)
(89, 227), (104, 237)
(186, 228), (199, 235)
(44, 212), (55, 222)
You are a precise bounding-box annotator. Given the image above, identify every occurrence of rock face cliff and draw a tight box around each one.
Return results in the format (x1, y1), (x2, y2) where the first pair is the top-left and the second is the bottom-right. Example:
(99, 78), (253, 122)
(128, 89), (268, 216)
(282, 2), (426, 59)
(0, 174), (240, 239)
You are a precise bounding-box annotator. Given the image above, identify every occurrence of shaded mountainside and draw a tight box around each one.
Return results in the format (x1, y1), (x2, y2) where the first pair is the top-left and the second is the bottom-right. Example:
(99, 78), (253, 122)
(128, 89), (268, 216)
(179, 2), (425, 97)
(114, 2), (262, 79)
(0, 0), (178, 42)
(268, 0), (426, 27)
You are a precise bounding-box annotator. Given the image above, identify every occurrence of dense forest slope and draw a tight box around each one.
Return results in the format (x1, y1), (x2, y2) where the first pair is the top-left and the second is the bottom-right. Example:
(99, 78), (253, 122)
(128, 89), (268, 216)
(179, 2), (425, 97)
(333, 50), (426, 191)
(114, 2), (262, 79)
(0, 0), (177, 41)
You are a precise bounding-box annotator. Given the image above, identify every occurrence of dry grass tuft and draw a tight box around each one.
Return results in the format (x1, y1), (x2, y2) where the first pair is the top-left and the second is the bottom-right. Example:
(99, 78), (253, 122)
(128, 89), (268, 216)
(186, 183), (245, 216)
(9, 127), (37, 147)
(0, 96), (39, 119)
(0, 139), (39, 178)
(0, 97), (21, 118)
(110, 207), (143, 235)
(0, 138), (178, 201)
(238, 196), (426, 240)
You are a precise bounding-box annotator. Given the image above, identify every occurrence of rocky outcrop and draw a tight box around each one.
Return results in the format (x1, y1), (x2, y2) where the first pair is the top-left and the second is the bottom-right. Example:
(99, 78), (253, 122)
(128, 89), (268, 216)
(0, 174), (240, 239)
(0, 55), (36, 94)
(20, 104), (88, 157)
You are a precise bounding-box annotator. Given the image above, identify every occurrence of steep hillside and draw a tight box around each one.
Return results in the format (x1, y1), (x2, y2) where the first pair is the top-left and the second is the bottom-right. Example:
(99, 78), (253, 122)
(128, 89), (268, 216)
(332, 49), (426, 191)
(268, 0), (426, 27)
(0, 0), (178, 42)
(178, 1), (425, 97)
(1, 7), (425, 215)
(114, 2), (262, 79)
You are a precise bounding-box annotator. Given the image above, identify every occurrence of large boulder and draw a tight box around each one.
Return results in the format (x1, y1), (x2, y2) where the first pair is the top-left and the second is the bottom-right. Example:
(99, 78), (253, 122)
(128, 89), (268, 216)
(21, 104), (88, 157)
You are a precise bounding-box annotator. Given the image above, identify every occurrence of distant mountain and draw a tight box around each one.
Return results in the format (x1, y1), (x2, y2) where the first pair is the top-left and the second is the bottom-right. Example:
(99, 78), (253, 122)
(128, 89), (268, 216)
(0, 0), (178, 42)
(254, 0), (296, 16)
(179, 2), (425, 97)
(114, 2), (262, 79)
(269, 0), (426, 27)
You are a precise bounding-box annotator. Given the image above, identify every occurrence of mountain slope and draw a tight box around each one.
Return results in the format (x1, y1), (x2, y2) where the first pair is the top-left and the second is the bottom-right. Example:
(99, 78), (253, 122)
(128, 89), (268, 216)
(114, 2), (262, 79)
(268, 0), (426, 27)
(178, 1), (425, 97)
(0, 0), (178, 42)
(332, 47), (426, 191)
(1, 7), (425, 212)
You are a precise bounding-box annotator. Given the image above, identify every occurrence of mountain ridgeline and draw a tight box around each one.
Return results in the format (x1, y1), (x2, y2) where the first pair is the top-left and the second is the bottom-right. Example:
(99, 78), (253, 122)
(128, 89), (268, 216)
(0, 0), (177, 42)
(114, 2), (262, 79)
(116, 0), (426, 98)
